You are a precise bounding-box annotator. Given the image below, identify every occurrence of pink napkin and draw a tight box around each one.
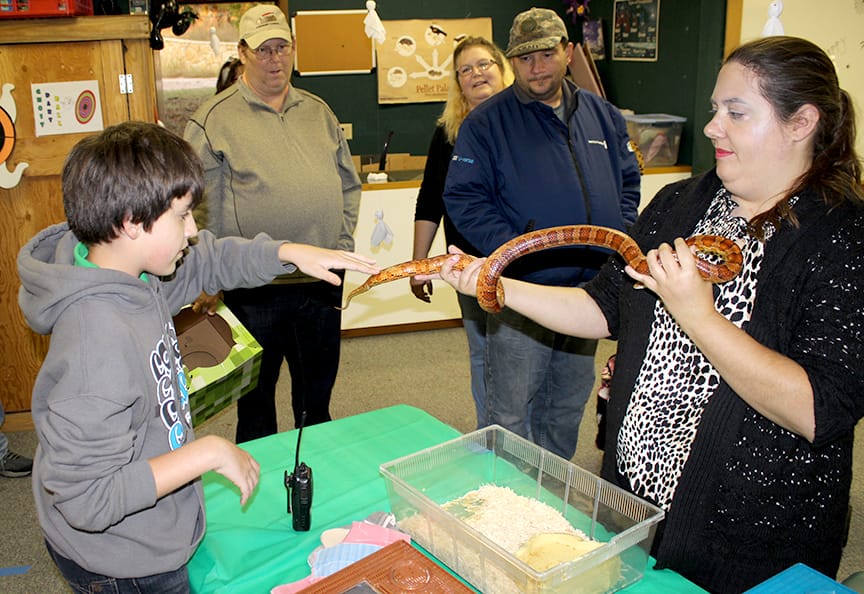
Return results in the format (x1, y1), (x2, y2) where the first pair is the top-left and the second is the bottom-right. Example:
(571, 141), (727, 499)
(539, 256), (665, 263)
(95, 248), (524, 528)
(344, 521), (410, 546)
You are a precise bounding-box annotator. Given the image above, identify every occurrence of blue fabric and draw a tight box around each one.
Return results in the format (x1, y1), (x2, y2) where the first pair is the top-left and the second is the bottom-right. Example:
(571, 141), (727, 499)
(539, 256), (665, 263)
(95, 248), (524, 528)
(443, 80), (641, 287)
(223, 279), (343, 442)
(485, 307), (596, 460)
(46, 539), (190, 594)
(457, 292), (488, 428)
(312, 543), (382, 577)
(443, 80), (635, 461)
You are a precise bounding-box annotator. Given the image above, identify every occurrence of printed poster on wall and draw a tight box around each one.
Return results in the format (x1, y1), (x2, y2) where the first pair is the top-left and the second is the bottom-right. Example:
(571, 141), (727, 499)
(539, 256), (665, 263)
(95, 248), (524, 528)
(612, 0), (660, 62)
(31, 80), (104, 137)
(377, 18), (493, 104)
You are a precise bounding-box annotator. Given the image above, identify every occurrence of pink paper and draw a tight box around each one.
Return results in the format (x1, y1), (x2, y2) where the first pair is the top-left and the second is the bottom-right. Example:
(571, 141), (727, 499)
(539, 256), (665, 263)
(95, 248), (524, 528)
(344, 521), (411, 546)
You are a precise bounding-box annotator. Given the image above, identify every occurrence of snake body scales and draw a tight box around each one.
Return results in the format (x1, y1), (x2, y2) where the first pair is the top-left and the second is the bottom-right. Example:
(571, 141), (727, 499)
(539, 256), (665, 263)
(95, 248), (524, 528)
(339, 225), (743, 313)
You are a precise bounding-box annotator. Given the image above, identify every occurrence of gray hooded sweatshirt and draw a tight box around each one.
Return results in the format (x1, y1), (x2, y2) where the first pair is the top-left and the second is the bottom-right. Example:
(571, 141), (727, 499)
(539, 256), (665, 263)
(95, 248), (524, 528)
(17, 223), (291, 578)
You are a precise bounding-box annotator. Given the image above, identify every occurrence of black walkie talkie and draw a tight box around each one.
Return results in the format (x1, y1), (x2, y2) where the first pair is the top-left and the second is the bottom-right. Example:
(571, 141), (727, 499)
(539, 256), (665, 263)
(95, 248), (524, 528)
(284, 412), (312, 531)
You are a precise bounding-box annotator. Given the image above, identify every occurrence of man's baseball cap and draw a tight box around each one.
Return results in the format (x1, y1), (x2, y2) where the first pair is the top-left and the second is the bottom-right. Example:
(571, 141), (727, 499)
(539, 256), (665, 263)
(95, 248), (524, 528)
(505, 7), (568, 58)
(239, 5), (293, 49)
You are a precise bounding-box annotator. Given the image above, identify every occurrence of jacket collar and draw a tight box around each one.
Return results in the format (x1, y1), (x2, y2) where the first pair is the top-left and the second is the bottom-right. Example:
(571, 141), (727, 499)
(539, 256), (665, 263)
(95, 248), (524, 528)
(512, 76), (580, 118)
(237, 78), (302, 113)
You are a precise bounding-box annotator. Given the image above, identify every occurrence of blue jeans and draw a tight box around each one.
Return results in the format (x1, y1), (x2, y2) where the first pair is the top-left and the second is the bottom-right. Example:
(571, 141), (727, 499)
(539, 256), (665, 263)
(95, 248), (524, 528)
(485, 307), (597, 460)
(223, 279), (342, 443)
(457, 292), (488, 428)
(46, 540), (190, 594)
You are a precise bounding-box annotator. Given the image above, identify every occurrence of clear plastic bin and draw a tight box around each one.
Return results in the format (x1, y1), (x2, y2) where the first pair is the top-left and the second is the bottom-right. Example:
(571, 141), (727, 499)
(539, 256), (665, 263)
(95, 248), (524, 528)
(380, 426), (665, 593)
(624, 113), (686, 167)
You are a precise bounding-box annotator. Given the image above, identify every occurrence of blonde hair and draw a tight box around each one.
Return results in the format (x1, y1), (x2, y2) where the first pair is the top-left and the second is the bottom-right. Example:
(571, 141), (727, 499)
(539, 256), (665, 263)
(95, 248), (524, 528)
(438, 36), (513, 144)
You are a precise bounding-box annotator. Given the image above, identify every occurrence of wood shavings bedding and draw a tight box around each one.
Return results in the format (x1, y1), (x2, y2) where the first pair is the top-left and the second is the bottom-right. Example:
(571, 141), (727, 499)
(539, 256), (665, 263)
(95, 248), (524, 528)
(398, 484), (622, 593)
(441, 484), (587, 553)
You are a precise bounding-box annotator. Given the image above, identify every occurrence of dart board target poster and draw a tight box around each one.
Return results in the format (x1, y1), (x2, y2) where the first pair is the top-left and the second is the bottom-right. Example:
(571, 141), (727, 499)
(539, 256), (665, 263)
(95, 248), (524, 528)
(31, 80), (105, 137)
(377, 18), (492, 104)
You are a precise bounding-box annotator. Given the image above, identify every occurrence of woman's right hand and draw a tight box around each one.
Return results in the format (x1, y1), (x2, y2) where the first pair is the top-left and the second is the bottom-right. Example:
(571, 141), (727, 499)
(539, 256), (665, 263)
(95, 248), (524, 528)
(437, 246), (484, 298)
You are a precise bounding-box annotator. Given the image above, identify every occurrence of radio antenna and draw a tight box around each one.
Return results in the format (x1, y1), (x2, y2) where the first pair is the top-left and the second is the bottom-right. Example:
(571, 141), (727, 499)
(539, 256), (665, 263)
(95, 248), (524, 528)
(294, 411), (306, 469)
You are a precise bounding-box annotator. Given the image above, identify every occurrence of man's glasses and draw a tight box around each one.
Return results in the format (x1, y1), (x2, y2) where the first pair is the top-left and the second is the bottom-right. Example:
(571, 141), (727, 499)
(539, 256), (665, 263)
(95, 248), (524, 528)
(456, 59), (497, 78)
(250, 42), (292, 60)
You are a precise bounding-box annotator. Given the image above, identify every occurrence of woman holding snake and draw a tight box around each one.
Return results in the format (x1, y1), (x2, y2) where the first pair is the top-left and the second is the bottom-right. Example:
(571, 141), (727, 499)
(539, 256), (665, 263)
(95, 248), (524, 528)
(436, 36), (864, 592)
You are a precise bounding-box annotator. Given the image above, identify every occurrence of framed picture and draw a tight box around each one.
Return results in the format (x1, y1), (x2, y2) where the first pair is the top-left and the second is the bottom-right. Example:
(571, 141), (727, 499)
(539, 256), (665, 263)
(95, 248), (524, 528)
(582, 19), (605, 60)
(376, 17), (492, 104)
(612, 0), (660, 62)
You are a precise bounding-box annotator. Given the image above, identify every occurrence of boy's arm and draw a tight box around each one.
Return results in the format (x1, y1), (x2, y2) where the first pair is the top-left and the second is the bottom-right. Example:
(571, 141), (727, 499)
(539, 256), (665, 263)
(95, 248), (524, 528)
(149, 435), (260, 505)
(276, 242), (376, 286)
(166, 231), (378, 314)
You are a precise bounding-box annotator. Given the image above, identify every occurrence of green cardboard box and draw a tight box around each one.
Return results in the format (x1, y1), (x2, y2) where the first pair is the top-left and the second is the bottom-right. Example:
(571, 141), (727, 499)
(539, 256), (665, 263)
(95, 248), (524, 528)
(174, 302), (262, 426)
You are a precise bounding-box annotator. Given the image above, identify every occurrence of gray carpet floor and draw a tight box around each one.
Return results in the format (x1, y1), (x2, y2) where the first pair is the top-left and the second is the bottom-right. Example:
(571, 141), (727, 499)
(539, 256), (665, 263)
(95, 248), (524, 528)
(1, 329), (861, 592)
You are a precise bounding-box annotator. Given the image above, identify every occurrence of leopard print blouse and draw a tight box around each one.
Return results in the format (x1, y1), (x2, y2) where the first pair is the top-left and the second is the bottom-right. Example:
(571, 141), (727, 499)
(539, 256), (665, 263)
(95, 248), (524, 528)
(616, 187), (776, 510)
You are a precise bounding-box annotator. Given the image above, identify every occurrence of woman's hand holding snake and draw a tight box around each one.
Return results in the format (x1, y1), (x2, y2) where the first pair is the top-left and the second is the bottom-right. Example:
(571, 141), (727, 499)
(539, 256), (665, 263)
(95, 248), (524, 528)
(438, 246), (484, 297)
(628, 238), (720, 331)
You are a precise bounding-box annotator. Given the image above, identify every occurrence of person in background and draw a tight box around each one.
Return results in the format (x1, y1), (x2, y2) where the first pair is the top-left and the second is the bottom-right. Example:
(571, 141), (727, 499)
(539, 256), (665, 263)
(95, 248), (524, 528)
(437, 36), (864, 592)
(215, 57), (243, 94)
(17, 121), (376, 593)
(410, 36), (513, 428)
(0, 400), (32, 478)
(185, 5), (362, 442)
(443, 8), (640, 460)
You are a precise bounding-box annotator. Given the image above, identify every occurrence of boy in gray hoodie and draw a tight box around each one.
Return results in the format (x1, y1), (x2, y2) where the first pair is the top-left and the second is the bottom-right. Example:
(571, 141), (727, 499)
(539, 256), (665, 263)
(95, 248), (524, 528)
(16, 121), (377, 593)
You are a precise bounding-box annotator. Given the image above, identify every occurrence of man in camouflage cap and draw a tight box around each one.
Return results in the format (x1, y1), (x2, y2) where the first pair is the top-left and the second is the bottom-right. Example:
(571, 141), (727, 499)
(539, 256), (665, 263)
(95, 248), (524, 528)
(505, 6), (569, 58)
(442, 7), (641, 461)
(505, 7), (573, 107)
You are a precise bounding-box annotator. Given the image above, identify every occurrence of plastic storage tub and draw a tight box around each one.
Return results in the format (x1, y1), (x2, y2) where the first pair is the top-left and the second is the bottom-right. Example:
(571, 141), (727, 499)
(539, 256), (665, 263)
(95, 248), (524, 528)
(380, 426), (665, 594)
(624, 113), (686, 168)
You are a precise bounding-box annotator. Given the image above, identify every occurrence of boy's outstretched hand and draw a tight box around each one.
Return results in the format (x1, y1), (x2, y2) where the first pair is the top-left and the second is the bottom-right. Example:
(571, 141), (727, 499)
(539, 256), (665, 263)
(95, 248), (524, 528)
(279, 244), (378, 286)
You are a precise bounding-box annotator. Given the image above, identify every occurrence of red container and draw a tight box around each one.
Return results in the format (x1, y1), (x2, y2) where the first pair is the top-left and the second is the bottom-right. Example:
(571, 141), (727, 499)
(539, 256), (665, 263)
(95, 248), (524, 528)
(0, 0), (94, 18)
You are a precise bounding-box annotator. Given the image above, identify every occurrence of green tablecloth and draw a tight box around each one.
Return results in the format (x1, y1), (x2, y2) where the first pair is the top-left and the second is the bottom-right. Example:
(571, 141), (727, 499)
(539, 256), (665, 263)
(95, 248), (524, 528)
(188, 405), (706, 593)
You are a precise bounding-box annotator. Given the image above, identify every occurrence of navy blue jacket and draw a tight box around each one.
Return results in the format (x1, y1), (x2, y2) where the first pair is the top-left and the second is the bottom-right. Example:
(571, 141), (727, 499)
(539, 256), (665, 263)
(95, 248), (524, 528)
(443, 78), (640, 286)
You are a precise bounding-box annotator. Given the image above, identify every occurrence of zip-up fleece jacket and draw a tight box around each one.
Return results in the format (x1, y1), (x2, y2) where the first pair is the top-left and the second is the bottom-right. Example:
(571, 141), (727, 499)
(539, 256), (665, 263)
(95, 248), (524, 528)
(443, 78), (641, 286)
(184, 80), (360, 260)
(17, 224), (292, 578)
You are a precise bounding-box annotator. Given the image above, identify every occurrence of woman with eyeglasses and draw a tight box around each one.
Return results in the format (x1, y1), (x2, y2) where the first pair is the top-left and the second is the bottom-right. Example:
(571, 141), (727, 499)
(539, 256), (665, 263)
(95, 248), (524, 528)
(410, 37), (513, 428)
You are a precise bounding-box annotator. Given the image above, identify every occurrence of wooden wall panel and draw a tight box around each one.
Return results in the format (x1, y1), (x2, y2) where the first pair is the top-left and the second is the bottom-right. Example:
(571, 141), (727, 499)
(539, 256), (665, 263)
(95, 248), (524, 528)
(123, 39), (158, 122)
(0, 179), (61, 414)
(2, 42), (112, 177)
(0, 17), (156, 423)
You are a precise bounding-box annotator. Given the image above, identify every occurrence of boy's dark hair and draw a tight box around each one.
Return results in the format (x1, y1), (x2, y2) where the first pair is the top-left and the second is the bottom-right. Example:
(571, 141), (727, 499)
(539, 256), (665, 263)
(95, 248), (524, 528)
(62, 121), (204, 245)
